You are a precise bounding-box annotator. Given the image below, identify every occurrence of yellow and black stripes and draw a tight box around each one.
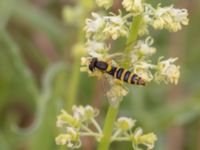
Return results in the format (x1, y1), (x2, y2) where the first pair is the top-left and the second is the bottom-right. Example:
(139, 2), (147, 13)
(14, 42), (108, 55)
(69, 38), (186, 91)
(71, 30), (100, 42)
(88, 57), (145, 86)
(112, 68), (144, 85)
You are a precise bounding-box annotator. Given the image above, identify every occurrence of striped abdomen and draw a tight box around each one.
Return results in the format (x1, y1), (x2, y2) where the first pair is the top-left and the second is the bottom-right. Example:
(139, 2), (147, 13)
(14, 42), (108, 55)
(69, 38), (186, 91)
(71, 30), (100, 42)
(95, 60), (145, 86)
(108, 67), (145, 85)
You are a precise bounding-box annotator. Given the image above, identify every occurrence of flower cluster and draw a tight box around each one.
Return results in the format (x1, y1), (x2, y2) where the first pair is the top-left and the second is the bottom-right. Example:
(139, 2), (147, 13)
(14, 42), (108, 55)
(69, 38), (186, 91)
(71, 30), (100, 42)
(58, 0), (189, 149)
(155, 57), (180, 84)
(150, 4), (189, 32)
(132, 128), (157, 150)
(85, 12), (129, 41)
(129, 37), (180, 84)
(81, 0), (188, 106)
(113, 117), (157, 149)
(106, 83), (129, 107)
(122, 0), (144, 15)
(55, 105), (100, 148)
(56, 105), (157, 149)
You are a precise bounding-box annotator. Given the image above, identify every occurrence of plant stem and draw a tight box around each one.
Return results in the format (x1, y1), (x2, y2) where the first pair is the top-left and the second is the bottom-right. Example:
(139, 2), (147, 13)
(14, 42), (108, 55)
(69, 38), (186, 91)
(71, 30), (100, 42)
(123, 15), (142, 68)
(92, 118), (103, 134)
(80, 132), (102, 138)
(112, 137), (130, 142)
(97, 15), (142, 150)
(126, 15), (142, 51)
(97, 105), (119, 150)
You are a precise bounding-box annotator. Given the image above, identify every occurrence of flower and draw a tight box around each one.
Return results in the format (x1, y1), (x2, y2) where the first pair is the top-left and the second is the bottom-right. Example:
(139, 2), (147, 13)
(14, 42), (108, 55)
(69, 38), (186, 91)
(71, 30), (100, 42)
(131, 37), (156, 62)
(155, 57), (180, 85)
(56, 105), (99, 129)
(86, 40), (109, 58)
(137, 133), (157, 149)
(85, 105), (99, 120)
(85, 12), (129, 40)
(122, 0), (144, 15)
(106, 83), (128, 107)
(56, 109), (80, 128)
(67, 127), (79, 141)
(133, 62), (155, 82)
(116, 117), (136, 131)
(85, 12), (106, 40)
(55, 134), (70, 145)
(56, 106), (101, 148)
(138, 15), (149, 36)
(132, 128), (157, 150)
(151, 5), (189, 32)
(95, 0), (113, 9)
(72, 105), (99, 122)
(80, 57), (90, 72)
(103, 13), (129, 40)
(55, 127), (81, 148)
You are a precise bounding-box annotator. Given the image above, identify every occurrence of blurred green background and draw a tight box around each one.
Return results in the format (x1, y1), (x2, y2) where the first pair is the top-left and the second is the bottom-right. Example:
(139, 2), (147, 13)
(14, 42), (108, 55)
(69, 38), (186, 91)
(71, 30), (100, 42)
(0, 0), (200, 150)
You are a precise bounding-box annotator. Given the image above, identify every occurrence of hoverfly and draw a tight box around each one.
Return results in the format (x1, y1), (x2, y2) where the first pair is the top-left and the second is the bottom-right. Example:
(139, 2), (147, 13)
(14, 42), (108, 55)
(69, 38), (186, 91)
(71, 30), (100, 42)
(88, 57), (146, 86)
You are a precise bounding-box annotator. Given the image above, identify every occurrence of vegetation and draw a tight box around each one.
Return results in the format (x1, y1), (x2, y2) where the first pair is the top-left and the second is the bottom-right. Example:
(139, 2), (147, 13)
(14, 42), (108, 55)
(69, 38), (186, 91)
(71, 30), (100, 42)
(0, 0), (200, 150)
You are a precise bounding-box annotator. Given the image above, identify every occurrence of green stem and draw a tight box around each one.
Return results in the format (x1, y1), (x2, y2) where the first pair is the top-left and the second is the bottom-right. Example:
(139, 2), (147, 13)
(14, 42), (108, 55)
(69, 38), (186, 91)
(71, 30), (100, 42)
(97, 15), (142, 150)
(126, 15), (142, 50)
(92, 118), (103, 134)
(80, 132), (102, 138)
(112, 137), (130, 142)
(97, 106), (119, 150)
(112, 130), (121, 139)
(82, 124), (97, 134)
(123, 15), (142, 68)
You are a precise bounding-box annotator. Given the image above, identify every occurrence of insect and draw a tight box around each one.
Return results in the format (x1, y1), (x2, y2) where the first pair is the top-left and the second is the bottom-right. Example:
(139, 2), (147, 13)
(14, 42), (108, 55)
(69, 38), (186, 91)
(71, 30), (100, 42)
(89, 57), (146, 86)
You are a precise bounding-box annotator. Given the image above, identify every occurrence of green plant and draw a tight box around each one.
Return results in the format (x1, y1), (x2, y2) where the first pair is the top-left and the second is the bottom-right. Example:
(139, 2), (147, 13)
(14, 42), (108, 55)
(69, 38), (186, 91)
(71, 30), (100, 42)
(56, 0), (189, 149)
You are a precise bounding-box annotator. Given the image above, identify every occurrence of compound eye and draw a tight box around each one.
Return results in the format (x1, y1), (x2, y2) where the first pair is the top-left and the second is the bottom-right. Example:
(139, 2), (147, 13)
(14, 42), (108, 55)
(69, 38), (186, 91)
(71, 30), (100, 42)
(89, 64), (94, 72)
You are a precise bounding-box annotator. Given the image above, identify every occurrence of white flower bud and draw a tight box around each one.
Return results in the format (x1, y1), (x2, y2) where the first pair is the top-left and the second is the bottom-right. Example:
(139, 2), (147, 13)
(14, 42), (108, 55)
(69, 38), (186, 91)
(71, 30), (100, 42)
(116, 117), (136, 131)
(155, 57), (180, 85)
(137, 133), (157, 149)
(133, 62), (155, 82)
(151, 5), (189, 32)
(106, 84), (128, 106)
(72, 105), (99, 122)
(131, 37), (156, 62)
(85, 12), (106, 40)
(67, 127), (79, 141)
(103, 14), (129, 40)
(86, 40), (109, 57)
(81, 57), (89, 66)
(55, 134), (70, 145)
(84, 105), (99, 119)
(72, 105), (85, 121)
(56, 109), (80, 128)
(55, 128), (81, 148)
(133, 127), (143, 138)
(122, 0), (144, 15)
